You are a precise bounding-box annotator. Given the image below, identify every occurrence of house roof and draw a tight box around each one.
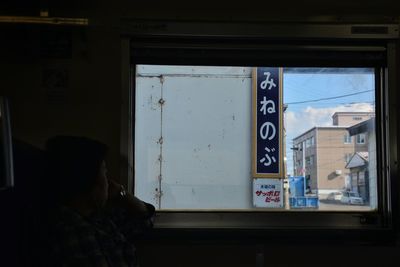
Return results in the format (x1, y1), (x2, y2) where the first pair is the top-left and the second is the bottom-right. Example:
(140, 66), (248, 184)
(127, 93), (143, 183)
(357, 152), (369, 161)
(347, 118), (375, 136)
(345, 152), (369, 169)
(292, 126), (348, 141)
(332, 111), (374, 118)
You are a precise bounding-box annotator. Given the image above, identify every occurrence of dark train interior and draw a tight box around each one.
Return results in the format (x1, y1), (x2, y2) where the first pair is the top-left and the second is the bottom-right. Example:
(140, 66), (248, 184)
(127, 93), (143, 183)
(1, 1), (399, 266)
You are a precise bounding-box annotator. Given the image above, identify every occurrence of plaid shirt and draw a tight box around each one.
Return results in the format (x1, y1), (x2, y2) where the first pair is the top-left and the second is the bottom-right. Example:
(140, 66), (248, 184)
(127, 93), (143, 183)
(46, 205), (153, 267)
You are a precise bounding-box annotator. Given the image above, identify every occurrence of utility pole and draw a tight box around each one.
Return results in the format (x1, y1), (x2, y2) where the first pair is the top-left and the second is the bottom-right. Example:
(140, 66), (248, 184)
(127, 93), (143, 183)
(302, 140), (306, 195)
(283, 104), (288, 209)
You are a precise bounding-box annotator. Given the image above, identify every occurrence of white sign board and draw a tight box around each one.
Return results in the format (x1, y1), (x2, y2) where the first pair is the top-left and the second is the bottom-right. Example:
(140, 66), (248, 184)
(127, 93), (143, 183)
(253, 178), (283, 208)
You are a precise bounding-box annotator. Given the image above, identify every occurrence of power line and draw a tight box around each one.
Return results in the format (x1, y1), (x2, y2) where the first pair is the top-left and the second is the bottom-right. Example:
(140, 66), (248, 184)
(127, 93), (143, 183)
(285, 101), (375, 107)
(285, 90), (374, 105)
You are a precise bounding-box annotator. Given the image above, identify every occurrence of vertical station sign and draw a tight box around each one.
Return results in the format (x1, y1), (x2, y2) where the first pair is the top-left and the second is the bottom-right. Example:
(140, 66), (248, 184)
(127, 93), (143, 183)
(252, 67), (284, 208)
(252, 67), (283, 178)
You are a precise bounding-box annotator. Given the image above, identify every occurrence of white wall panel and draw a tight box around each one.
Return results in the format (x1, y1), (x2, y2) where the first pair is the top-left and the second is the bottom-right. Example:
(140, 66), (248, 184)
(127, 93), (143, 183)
(135, 65), (253, 209)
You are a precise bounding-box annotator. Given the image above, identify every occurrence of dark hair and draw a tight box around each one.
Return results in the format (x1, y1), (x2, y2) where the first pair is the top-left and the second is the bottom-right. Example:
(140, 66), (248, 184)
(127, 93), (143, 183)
(45, 136), (108, 203)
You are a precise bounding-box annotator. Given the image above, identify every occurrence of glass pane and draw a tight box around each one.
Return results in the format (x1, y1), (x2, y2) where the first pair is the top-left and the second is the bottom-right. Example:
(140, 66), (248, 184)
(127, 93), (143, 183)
(134, 65), (377, 211)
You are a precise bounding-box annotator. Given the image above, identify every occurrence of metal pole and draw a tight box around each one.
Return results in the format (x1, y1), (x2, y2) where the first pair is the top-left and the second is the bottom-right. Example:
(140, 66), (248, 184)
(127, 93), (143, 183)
(302, 141), (306, 196)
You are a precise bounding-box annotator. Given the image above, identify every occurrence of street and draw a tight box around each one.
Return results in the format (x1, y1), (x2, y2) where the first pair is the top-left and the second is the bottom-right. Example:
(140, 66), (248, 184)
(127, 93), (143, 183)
(318, 198), (372, 211)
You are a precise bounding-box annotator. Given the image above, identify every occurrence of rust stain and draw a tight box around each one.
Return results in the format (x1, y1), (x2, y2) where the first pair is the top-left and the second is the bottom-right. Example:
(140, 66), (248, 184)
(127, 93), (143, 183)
(154, 187), (163, 203)
(157, 75), (164, 210)
(157, 136), (163, 145)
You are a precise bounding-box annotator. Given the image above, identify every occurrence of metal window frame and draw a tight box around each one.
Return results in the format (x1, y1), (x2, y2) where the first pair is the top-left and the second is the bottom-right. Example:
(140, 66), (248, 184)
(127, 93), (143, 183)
(122, 21), (399, 244)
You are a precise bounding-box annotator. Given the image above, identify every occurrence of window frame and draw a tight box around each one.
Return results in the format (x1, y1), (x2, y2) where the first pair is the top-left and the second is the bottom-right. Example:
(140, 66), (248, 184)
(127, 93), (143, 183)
(123, 21), (399, 244)
(305, 155), (314, 166)
(356, 133), (366, 144)
(344, 133), (353, 144)
(305, 137), (314, 148)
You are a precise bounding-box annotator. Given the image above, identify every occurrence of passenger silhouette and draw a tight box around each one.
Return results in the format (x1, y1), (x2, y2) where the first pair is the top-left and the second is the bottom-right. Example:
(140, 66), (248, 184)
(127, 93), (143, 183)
(43, 136), (155, 267)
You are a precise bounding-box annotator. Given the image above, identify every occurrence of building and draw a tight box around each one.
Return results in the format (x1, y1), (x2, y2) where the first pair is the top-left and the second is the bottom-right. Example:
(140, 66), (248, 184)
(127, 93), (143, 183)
(346, 118), (377, 207)
(292, 112), (374, 197)
(345, 152), (369, 200)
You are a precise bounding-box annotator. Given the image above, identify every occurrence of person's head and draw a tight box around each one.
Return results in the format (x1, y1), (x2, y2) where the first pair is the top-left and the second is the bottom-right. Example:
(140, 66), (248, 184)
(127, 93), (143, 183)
(45, 136), (109, 210)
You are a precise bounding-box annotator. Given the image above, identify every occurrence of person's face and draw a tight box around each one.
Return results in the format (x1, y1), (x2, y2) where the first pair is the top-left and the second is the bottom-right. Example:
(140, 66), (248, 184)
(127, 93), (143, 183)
(91, 160), (109, 209)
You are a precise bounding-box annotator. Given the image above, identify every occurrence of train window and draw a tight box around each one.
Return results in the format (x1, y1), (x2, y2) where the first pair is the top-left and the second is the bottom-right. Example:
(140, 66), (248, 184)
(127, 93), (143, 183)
(134, 65), (377, 212)
(126, 21), (398, 234)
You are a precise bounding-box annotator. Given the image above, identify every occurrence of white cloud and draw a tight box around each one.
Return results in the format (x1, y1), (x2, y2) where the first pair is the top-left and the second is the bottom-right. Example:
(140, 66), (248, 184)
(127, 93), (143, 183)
(285, 102), (374, 141)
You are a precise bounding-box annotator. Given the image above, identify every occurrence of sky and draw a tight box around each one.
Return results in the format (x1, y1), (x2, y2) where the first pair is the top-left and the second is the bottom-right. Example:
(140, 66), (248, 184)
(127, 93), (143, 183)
(283, 68), (375, 175)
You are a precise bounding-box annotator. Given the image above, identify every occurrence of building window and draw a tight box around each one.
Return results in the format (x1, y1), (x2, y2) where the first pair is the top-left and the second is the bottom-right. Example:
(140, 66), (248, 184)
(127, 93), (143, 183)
(296, 160), (302, 167)
(305, 136), (314, 148)
(356, 133), (366, 144)
(306, 155), (314, 166)
(353, 116), (363, 121)
(344, 133), (352, 144)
